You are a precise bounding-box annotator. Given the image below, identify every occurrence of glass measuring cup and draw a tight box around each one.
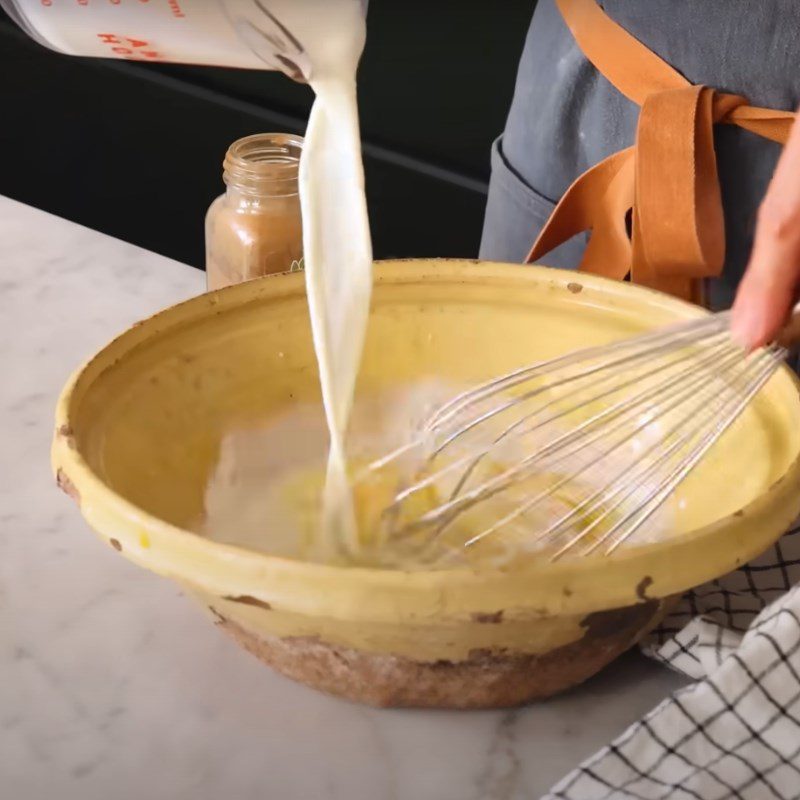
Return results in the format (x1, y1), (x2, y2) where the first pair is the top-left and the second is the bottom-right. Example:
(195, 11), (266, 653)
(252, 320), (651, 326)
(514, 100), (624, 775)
(1, 0), (368, 79)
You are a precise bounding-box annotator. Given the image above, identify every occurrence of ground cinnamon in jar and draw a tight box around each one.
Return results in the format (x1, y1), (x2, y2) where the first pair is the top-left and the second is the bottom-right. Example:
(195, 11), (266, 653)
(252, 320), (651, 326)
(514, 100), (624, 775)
(205, 133), (304, 290)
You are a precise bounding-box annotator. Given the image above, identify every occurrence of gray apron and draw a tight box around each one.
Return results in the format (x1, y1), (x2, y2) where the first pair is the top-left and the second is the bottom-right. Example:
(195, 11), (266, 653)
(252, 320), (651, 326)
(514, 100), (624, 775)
(480, 0), (800, 312)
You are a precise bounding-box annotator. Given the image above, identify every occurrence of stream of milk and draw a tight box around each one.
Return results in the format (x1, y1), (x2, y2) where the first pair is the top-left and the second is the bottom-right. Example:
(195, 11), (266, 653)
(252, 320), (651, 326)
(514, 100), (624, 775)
(300, 26), (372, 553)
(266, 1), (373, 554)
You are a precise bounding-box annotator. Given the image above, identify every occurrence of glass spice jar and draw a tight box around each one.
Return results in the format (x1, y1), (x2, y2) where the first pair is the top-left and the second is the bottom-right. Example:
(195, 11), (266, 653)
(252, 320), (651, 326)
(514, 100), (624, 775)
(205, 133), (304, 291)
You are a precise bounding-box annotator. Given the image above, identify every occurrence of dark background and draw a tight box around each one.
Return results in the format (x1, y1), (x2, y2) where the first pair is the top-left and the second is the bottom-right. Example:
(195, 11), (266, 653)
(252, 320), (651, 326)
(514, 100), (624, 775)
(0, 3), (535, 269)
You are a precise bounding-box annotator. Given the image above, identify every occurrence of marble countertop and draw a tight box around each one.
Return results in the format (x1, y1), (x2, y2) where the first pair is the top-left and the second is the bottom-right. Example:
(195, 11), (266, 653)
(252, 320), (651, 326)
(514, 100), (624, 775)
(1, 196), (687, 800)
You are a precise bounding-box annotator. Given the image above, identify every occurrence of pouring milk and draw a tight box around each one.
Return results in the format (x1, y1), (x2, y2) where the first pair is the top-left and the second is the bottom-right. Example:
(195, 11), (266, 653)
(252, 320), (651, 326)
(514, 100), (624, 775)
(3, 0), (374, 552)
(292, 1), (373, 551)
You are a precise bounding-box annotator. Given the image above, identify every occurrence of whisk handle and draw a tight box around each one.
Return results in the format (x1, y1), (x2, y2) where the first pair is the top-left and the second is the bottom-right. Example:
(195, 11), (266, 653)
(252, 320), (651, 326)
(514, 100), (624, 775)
(777, 304), (800, 349)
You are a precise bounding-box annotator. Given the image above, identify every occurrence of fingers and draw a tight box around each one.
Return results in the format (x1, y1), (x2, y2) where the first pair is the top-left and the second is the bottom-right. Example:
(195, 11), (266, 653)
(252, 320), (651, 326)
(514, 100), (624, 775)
(731, 225), (800, 349)
(731, 110), (800, 350)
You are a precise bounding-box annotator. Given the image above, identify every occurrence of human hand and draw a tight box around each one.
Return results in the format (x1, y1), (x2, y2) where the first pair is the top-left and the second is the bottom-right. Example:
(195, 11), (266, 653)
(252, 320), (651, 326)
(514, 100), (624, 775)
(731, 109), (800, 350)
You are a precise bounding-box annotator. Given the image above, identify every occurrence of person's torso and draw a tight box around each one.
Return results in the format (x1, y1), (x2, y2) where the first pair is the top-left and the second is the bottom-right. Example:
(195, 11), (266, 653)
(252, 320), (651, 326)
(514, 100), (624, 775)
(500, 0), (800, 307)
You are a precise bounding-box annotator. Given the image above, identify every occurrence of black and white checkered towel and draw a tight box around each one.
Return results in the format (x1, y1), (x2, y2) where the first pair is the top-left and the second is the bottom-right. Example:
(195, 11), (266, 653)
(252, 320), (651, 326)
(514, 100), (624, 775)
(545, 522), (800, 799)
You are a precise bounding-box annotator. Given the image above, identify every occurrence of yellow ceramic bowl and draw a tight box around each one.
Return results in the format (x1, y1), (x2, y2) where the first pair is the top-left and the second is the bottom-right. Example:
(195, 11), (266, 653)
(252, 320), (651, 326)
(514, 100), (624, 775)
(52, 261), (800, 708)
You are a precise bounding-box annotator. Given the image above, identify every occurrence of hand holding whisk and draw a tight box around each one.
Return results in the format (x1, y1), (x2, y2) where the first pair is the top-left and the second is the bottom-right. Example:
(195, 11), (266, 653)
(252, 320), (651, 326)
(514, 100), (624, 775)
(354, 305), (800, 566)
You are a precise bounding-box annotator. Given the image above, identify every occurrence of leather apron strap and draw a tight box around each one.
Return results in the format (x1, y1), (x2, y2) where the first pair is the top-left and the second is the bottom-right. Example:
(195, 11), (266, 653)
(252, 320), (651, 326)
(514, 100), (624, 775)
(526, 0), (796, 304)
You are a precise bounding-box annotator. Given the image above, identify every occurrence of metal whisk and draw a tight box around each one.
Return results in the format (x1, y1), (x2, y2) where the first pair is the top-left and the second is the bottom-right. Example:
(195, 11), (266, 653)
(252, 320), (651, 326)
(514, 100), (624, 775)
(357, 309), (797, 564)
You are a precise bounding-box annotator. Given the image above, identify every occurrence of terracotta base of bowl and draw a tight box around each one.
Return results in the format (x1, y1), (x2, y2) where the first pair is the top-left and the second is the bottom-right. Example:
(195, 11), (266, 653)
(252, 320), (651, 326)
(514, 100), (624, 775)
(211, 598), (675, 709)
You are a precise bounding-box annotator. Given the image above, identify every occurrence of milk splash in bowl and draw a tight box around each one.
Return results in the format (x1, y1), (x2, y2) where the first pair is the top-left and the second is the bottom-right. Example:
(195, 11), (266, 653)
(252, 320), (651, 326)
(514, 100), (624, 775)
(201, 380), (465, 568)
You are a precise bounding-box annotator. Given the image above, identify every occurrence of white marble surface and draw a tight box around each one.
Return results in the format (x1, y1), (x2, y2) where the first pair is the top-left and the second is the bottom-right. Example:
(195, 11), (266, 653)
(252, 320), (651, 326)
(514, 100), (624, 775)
(0, 196), (687, 800)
